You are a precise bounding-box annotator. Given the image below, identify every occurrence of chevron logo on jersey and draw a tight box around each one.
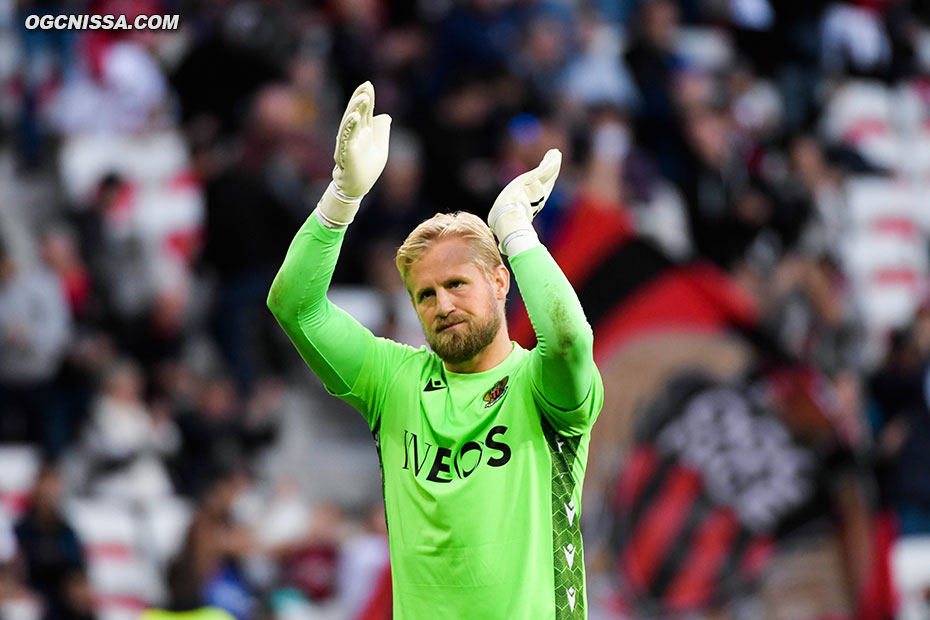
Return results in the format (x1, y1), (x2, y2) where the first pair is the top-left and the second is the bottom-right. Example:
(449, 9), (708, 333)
(483, 376), (509, 407)
(423, 378), (446, 392)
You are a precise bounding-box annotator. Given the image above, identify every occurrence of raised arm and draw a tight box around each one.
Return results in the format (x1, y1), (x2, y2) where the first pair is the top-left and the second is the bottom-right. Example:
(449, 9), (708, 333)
(488, 151), (600, 434)
(267, 82), (393, 412)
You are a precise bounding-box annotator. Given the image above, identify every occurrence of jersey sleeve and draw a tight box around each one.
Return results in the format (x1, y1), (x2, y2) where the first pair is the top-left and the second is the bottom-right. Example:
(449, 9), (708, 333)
(267, 210), (417, 429)
(508, 245), (603, 436)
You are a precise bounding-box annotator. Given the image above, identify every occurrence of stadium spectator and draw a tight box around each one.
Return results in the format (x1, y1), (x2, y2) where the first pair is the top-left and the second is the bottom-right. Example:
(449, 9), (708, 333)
(14, 464), (89, 620)
(0, 510), (42, 620)
(0, 239), (73, 454)
(55, 0), (172, 135)
(268, 503), (344, 618)
(199, 88), (306, 394)
(39, 228), (92, 323)
(170, 375), (278, 499)
(870, 307), (930, 537)
(167, 469), (256, 619)
(76, 359), (179, 501)
(35, 227), (99, 458)
(0, 560), (43, 620)
(116, 287), (189, 377)
(624, 0), (687, 181)
(560, 9), (639, 114)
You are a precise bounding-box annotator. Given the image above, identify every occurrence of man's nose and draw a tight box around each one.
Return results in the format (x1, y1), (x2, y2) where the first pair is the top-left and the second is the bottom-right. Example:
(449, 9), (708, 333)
(435, 288), (455, 316)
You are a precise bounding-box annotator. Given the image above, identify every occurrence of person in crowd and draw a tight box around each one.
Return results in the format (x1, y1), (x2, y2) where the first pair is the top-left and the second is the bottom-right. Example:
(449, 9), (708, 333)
(0, 239), (73, 455)
(170, 375), (278, 499)
(77, 359), (179, 501)
(167, 468), (256, 620)
(870, 305), (930, 537)
(14, 465), (90, 620)
(0, 510), (42, 620)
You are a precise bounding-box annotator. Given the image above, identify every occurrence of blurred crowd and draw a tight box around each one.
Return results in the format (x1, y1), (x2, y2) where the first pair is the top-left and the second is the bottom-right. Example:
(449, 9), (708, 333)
(1, 0), (930, 619)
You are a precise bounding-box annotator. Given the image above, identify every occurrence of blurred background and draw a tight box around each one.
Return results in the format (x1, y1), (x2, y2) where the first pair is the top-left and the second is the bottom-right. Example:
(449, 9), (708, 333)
(2, 0), (930, 619)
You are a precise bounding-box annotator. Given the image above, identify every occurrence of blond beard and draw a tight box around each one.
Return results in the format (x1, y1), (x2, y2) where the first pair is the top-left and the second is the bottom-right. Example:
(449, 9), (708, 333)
(425, 304), (502, 365)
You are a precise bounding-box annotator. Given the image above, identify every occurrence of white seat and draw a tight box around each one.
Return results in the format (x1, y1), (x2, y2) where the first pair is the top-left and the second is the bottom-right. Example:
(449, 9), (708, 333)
(328, 287), (388, 333)
(131, 184), (204, 263)
(855, 134), (904, 170)
(58, 130), (191, 204)
(0, 445), (40, 519)
(256, 493), (310, 548)
(911, 137), (930, 180)
(66, 497), (136, 548)
(855, 280), (923, 330)
(845, 178), (921, 226)
(675, 27), (733, 72)
(141, 496), (193, 565)
(823, 80), (893, 142)
(823, 81), (905, 169)
(892, 537), (930, 620)
(842, 232), (928, 278)
(841, 174), (930, 345)
(96, 600), (150, 620)
(88, 555), (165, 603)
(65, 497), (170, 607)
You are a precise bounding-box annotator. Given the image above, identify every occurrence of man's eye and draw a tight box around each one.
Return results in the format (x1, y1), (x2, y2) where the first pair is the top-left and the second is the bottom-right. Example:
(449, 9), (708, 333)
(450, 281), (463, 288)
(420, 291), (434, 301)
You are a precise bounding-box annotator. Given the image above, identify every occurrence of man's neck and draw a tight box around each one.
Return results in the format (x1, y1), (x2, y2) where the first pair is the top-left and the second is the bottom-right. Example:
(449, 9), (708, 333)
(444, 327), (513, 374)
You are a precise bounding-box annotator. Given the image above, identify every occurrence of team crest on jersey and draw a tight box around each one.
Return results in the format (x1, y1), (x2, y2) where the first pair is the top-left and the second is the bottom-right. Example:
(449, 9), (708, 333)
(483, 376), (509, 408)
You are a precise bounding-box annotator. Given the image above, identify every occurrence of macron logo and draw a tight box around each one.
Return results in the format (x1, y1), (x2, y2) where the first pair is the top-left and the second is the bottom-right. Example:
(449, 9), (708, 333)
(423, 378), (445, 392)
(565, 500), (577, 526)
(563, 544), (576, 569)
(567, 587), (577, 612)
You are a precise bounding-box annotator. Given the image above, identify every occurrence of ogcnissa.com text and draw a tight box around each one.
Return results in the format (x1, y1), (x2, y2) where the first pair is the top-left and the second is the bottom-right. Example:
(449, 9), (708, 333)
(25, 14), (180, 30)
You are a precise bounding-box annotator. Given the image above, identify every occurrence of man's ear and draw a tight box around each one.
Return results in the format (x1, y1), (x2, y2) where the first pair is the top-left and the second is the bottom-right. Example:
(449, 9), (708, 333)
(493, 264), (510, 300)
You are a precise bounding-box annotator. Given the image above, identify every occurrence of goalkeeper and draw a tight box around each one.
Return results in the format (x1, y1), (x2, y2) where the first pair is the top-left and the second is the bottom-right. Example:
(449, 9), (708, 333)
(267, 82), (603, 620)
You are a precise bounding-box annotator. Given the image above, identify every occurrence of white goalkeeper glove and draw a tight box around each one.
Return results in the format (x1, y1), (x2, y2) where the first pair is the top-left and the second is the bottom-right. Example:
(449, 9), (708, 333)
(316, 81), (392, 228)
(487, 148), (562, 256)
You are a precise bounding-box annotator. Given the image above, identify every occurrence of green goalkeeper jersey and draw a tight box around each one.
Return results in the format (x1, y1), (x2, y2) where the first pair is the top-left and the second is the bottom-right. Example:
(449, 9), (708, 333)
(268, 212), (603, 619)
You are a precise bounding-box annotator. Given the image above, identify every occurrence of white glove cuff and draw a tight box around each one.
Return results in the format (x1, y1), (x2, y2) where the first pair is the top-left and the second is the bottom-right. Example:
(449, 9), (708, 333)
(490, 204), (540, 256)
(316, 181), (362, 229)
(499, 229), (541, 256)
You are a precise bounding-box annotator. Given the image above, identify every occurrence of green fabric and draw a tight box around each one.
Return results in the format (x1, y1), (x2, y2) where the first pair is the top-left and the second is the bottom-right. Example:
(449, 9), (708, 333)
(510, 245), (597, 434)
(268, 210), (603, 619)
(267, 211), (377, 396)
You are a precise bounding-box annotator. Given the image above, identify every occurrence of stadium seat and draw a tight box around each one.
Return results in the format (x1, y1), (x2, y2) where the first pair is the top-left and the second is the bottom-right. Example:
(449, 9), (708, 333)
(846, 178), (922, 226)
(675, 27), (733, 72)
(65, 498), (171, 612)
(842, 233), (928, 276)
(327, 287), (388, 334)
(824, 81), (893, 142)
(0, 445), (40, 519)
(824, 81), (903, 170)
(838, 175), (930, 367)
(141, 496), (194, 566)
(891, 537), (930, 620)
(58, 131), (190, 204)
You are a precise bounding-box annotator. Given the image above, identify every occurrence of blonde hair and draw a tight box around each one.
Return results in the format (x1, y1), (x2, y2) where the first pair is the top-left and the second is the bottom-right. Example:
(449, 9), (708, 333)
(395, 212), (503, 291)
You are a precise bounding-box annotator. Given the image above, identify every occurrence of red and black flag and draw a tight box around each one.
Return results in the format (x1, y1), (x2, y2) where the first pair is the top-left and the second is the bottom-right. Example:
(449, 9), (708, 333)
(610, 372), (840, 615)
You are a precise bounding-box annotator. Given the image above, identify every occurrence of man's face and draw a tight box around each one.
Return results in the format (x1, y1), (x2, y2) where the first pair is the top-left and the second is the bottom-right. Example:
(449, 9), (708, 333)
(407, 236), (508, 365)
